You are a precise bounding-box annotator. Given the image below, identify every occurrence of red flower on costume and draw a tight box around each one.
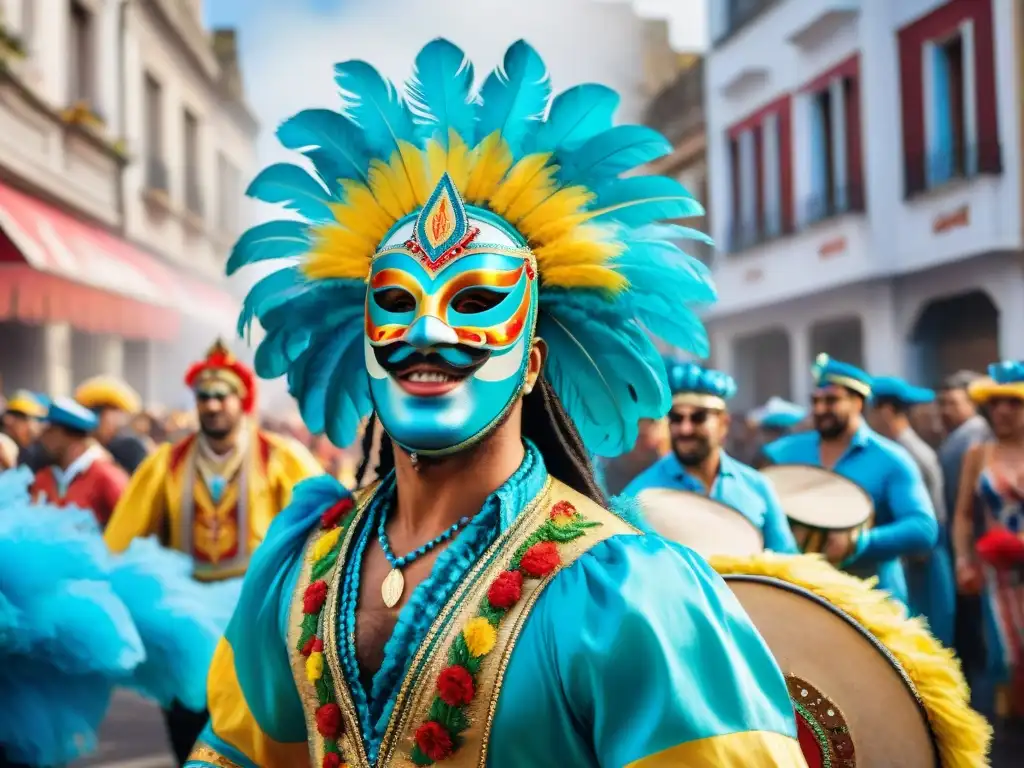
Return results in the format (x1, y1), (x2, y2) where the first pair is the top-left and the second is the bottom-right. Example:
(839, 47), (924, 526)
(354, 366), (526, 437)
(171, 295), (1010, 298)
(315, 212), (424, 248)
(519, 541), (561, 578)
(316, 703), (343, 738)
(301, 636), (324, 657)
(436, 665), (475, 707)
(322, 753), (342, 768)
(322, 497), (354, 529)
(487, 570), (523, 610)
(304, 581), (329, 614)
(550, 500), (576, 519)
(415, 721), (454, 762)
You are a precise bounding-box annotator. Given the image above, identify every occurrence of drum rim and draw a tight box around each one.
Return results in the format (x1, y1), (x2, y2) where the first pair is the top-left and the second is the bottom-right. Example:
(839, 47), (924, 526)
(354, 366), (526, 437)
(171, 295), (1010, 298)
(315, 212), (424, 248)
(761, 462), (874, 529)
(638, 488), (764, 540)
(724, 573), (940, 766)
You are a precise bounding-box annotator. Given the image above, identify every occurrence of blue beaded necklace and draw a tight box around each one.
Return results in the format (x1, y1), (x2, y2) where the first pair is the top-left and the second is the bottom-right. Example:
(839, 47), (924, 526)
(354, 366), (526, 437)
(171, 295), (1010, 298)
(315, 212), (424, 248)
(378, 509), (471, 608)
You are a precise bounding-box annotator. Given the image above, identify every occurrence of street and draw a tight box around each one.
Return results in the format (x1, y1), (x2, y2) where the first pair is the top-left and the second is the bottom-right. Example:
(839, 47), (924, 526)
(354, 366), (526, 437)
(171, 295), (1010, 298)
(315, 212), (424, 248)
(72, 691), (173, 768)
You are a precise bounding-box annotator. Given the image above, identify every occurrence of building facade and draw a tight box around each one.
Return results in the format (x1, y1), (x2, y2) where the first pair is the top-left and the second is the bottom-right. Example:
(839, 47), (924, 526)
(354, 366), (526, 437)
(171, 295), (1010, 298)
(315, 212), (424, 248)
(0, 0), (253, 407)
(702, 0), (1023, 411)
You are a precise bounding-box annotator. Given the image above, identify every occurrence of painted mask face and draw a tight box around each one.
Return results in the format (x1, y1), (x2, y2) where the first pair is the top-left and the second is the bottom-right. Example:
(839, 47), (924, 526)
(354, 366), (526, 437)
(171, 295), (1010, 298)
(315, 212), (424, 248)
(364, 174), (538, 455)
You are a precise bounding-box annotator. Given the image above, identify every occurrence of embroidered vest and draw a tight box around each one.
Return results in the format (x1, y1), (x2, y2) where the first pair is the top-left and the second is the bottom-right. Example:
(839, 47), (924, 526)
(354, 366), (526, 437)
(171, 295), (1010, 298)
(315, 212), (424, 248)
(286, 477), (637, 767)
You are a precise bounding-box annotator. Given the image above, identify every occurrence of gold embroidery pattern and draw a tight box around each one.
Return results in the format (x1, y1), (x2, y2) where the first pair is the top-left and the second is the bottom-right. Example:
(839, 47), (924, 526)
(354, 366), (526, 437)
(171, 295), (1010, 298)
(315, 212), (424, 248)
(186, 744), (244, 768)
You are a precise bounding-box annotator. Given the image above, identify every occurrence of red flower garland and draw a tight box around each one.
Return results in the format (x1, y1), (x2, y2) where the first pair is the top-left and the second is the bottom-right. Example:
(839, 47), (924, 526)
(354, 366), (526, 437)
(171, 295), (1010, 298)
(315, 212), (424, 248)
(436, 665), (475, 707)
(487, 570), (523, 610)
(519, 541), (561, 578)
(304, 580), (329, 614)
(301, 636), (324, 657)
(316, 703), (343, 739)
(321, 497), (354, 530)
(415, 721), (454, 762)
(550, 500), (575, 518)
(322, 753), (342, 768)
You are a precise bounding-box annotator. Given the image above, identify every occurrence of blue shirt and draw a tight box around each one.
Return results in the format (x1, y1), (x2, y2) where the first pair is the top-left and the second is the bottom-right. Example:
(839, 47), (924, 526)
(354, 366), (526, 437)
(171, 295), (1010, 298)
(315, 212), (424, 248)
(624, 451), (799, 554)
(763, 424), (938, 603)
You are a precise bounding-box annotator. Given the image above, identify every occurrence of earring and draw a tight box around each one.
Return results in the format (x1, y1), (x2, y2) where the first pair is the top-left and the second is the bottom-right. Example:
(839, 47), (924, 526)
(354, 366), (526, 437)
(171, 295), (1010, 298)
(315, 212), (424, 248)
(523, 383), (534, 395)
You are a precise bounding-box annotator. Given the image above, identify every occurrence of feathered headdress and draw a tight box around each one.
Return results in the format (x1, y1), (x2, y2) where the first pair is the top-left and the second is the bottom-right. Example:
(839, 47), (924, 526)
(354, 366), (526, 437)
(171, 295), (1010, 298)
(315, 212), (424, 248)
(184, 339), (257, 413)
(230, 39), (716, 456)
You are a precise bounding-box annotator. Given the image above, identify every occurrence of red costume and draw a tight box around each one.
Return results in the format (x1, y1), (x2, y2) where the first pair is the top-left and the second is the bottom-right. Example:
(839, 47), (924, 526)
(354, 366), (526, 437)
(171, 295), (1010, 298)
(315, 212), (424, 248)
(32, 447), (128, 527)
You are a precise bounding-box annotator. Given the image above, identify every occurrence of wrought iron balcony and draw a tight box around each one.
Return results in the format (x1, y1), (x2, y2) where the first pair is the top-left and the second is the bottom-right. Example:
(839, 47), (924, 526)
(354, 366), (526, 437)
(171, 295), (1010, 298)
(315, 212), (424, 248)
(643, 60), (705, 145)
(799, 182), (866, 228)
(726, 210), (795, 253)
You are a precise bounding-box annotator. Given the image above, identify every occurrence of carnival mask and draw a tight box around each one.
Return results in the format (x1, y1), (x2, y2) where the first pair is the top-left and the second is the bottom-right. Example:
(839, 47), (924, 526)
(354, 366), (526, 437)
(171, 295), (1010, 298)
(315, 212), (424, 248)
(364, 174), (539, 455)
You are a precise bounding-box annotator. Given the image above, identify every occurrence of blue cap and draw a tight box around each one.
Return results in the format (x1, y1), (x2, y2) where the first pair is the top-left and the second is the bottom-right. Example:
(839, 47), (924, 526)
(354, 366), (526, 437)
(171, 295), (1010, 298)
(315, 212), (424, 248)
(812, 353), (872, 397)
(870, 376), (935, 405)
(43, 396), (99, 432)
(749, 397), (806, 429)
(666, 361), (737, 409)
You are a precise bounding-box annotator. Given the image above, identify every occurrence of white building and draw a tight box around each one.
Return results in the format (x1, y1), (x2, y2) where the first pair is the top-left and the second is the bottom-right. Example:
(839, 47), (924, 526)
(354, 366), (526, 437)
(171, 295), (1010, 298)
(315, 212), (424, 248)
(702, 0), (1024, 411)
(0, 0), (253, 406)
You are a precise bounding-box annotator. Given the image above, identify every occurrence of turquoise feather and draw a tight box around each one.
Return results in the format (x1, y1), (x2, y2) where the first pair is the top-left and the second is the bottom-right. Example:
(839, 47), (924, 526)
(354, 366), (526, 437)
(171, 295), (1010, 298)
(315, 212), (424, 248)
(246, 164), (335, 223)
(475, 40), (550, 155)
(632, 223), (714, 246)
(532, 84), (619, 153)
(290, 322), (363, 435)
(406, 39), (476, 144)
(333, 60), (417, 161)
(276, 109), (371, 185)
(226, 221), (311, 276)
(236, 267), (309, 337)
(323, 329), (373, 448)
(557, 125), (671, 186)
(590, 176), (704, 226)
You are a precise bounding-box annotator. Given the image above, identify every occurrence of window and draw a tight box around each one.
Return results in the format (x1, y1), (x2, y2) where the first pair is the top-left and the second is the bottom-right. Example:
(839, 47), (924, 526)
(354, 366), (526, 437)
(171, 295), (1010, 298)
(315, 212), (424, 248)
(929, 33), (969, 184)
(68, 0), (94, 105)
(21, 0), (34, 52)
(217, 152), (241, 235)
(184, 110), (201, 215)
(144, 74), (167, 191)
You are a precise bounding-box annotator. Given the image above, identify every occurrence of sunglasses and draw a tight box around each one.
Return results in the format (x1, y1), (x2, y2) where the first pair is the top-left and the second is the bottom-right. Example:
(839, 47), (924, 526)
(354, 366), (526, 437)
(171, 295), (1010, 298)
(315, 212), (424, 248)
(195, 390), (231, 403)
(669, 410), (711, 426)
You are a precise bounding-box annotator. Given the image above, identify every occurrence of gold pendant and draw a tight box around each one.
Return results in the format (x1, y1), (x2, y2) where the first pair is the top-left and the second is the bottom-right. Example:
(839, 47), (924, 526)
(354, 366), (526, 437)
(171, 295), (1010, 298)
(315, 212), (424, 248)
(381, 568), (405, 608)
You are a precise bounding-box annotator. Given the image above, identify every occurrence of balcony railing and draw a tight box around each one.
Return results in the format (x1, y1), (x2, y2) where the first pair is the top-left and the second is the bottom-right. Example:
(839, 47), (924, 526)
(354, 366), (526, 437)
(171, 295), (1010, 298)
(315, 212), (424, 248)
(904, 141), (1002, 199)
(715, 0), (780, 45)
(726, 211), (795, 253)
(146, 156), (169, 192)
(643, 61), (704, 145)
(799, 183), (866, 228)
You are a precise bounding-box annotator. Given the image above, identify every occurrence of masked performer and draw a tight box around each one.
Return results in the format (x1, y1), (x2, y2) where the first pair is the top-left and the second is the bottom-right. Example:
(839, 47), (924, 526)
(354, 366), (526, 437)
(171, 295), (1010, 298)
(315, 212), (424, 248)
(183, 39), (803, 768)
(104, 340), (322, 765)
(625, 362), (798, 553)
(763, 355), (939, 604)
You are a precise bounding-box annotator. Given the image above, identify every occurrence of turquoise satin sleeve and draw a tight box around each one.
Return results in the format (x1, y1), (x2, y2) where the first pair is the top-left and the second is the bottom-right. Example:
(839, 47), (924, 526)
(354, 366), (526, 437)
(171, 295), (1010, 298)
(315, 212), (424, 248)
(188, 724), (260, 768)
(489, 534), (798, 767)
(758, 476), (800, 554)
(224, 475), (348, 742)
(848, 454), (938, 565)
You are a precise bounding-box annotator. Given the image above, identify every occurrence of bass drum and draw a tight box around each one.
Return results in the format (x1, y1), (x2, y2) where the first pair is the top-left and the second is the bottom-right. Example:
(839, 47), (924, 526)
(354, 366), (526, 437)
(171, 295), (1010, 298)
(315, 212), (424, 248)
(712, 555), (990, 767)
(635, 488), (763, 558)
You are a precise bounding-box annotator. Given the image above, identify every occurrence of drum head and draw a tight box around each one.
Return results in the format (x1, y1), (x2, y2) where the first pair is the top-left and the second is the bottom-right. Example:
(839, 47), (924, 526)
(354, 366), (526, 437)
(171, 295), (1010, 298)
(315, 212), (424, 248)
(636, 489), (763, 558)
(761, 464), (872, 530)
(725, 575), (937, 767)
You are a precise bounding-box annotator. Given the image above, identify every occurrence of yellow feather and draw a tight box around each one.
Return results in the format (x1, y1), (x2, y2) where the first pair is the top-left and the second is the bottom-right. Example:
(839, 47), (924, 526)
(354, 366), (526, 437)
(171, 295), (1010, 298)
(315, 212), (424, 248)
(489, 154), (554, 221)
(541, 264), (626, 292)
(367, 158), (414, 220)
(517, 187), (594, 243)
(446, 131), (472, 191)
(465, 132), (513, 204)
(533, 237), (622, 271)
(425, 139), (447, 188)
(304, 225), (373, 281)
(397, 139), (430, 206)
(332, 182), (394, 239)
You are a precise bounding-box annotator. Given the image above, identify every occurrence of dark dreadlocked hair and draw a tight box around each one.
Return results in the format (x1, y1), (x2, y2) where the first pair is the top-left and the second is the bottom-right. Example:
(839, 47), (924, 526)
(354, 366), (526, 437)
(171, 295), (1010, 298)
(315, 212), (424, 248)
(352, 377), (607, 506)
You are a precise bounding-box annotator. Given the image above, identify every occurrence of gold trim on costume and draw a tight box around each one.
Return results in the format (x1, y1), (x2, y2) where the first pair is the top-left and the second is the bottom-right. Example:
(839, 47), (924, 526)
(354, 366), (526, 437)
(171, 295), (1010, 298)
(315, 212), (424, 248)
(194, 369), (248, 397)
(821, 374), (871, 397)
(186, 744), (244, 768)
(671, 392), (727, 410)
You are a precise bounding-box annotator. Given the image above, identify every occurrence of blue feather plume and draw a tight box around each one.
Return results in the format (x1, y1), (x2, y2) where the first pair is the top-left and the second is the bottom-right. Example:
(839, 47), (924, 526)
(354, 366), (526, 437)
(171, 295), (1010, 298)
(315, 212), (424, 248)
(631, 223), (714, 246)
(532, 84), (619, 153)
(591, 176), (704, 227)
(557, 125), (671, 187)
(226, 221), (312, 276)
(246, 164), (335, 224)
(236, 267), (310, 337)
(406, 39), (477, 144)
(333, 60), (418, 161)
(276, 109), (371, 186)
(475, 40), (550, 155)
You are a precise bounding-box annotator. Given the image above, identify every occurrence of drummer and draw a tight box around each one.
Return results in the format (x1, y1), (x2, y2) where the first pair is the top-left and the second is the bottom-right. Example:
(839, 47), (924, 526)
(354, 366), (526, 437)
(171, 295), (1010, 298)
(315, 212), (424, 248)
(625, 361), (799, 553)
(763, 354), (938, 603)
(870, 375), (955, 645)
(748, 397), (807, 468)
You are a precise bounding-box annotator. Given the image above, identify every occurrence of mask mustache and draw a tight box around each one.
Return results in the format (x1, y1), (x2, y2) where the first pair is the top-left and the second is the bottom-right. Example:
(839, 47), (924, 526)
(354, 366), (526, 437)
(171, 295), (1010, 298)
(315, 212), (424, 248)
(375, 345), (490, 377)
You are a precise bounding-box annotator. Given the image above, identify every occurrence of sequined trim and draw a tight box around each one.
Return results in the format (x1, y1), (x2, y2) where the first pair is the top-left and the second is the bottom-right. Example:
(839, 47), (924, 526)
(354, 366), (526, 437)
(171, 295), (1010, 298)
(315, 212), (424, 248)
(186, 745), (243, 768)
(788, 675), (855, 767)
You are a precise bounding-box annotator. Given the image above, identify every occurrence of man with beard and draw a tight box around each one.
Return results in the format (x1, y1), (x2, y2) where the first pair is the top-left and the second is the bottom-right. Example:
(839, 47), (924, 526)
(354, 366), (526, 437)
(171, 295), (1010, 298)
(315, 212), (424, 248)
(869, 376), (955, 646)
(29, 396), (128, 526)
(74, 376), (153, 474)
(625, 362), (798, 553)
(103, 339), (322, 766)
(763, 354), (938, 604)
(183, 41), (805, 768)
(748, 397), (807, 468)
